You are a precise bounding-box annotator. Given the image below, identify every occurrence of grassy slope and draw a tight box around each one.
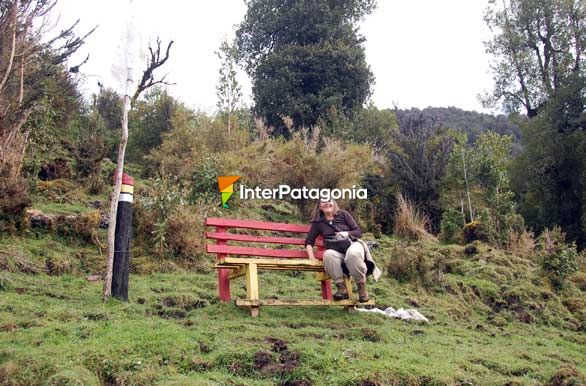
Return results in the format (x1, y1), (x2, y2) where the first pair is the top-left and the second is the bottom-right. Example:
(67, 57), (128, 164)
(1, 181), (585, 385)
(1, 232), (585, 386)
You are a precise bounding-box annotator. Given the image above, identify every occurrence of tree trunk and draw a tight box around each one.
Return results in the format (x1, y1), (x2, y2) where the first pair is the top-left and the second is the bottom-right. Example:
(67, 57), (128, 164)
(103, 95), (130, 301)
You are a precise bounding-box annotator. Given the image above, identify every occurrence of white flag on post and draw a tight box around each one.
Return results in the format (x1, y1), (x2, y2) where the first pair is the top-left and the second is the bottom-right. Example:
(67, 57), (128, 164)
(110, 0), (147, 100)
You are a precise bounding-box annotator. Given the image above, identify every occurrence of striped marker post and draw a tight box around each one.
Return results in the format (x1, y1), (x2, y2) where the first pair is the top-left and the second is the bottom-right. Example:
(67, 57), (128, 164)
(111, 173), (134, 301)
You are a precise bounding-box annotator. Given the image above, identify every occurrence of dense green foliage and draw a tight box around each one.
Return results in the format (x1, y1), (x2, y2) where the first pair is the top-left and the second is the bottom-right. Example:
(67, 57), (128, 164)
(236, 0), (375, 134)
(484, 0), (586, 248)
(483, 0), (585, 118)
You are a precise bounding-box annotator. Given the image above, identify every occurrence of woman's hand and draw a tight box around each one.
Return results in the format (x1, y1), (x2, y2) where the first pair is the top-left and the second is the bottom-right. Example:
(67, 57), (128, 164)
(306, 245), (317, 260)
(337, 231), (349, 238)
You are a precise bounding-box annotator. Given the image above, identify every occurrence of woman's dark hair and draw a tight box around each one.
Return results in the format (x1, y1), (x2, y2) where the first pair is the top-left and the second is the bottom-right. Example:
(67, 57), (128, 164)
(310, 199), (340, 222)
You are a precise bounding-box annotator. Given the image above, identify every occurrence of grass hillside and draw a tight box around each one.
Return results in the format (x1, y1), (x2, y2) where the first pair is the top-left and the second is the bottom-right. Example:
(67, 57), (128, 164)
(1, 213), (585, 385)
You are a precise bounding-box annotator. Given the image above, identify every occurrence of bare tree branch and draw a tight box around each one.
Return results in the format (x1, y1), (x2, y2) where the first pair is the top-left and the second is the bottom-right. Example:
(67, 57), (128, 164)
(132, 38), (175, 103)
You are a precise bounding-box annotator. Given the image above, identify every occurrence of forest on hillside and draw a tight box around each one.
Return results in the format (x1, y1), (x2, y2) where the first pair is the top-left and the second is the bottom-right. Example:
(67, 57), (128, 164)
(1, 0), (585, 253)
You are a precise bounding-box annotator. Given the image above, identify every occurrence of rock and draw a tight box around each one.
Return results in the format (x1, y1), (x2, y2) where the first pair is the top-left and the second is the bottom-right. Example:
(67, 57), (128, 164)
(99, 214), (109, 229)
(86, 274), (101, 282)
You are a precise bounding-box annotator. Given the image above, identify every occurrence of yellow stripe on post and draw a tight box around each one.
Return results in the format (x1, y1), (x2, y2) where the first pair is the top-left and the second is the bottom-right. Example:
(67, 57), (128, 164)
(121, 184), (134, 194)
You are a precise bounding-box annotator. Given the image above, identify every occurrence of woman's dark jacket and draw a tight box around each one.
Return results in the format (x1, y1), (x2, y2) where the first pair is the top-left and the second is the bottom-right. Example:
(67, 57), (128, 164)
(305, 210), (376, 276)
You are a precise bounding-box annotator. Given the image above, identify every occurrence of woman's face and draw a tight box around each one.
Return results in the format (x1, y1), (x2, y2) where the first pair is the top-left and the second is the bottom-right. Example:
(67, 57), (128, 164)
(320, 199), (333, 211)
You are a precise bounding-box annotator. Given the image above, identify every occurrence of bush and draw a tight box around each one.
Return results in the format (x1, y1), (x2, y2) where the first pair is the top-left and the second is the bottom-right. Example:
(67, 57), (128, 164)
(0, 171), (30, 233)
(393, 193), (437, 242)
(387, 243), (445, 288)
(462, 220), (489, 243)
(538, 227), (581, 289)
(507, 229), (536, 258)
(165, 204), (208, 265)
(189, 155), (221, 204)
(439, 208), (464, 244)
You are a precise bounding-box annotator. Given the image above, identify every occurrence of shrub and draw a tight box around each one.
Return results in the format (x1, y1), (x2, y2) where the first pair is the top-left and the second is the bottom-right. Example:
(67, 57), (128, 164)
(537, 227), (581, 289)
(54, 210), (100, 244)
(0, 171), (30, 233)
(386, 243), (445, 288)
(393, 193), (436, 242)
(189, 155), (221, 204)
(462, 220), (489, 243)
(507, 229), (536, 258)
(439, 208), (464, 244)
(165, 204), (209, 265)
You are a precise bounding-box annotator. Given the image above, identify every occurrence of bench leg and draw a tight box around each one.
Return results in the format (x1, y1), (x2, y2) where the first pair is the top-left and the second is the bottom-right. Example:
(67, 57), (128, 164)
(246, 263), (259, 317)
(218, 268), (231, 302)
(344, 277), (353, 298)
(321, 279), (332, 301)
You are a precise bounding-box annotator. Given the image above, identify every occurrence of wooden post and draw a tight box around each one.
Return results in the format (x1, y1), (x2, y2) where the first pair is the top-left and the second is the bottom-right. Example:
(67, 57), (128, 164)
(246, 263), (259, 317)
(344, 277), (353, 298)
(215, 226), (231, 301)
(103, 95), (131, 301)
(111, 173), (134, 301)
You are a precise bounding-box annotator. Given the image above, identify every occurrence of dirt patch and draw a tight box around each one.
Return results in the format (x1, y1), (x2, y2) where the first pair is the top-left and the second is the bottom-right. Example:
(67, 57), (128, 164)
(83, 312), (109, 321)
(361, 328), (383, 342)
(160, 295), (209, 310)
(548, 366), (586, 386)
(0, 323), (17, 332)
(252, 338), (302, 377)
(282, 380), (312, 386)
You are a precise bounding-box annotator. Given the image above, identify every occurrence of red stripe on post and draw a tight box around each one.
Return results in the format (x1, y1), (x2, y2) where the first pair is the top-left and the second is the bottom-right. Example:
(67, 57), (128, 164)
(113, 173), (134, 186)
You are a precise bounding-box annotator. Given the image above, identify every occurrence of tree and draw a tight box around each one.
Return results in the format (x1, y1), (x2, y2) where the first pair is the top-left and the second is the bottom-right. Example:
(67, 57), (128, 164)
(348, 105), (397, 154)
(0, 0), (93, 178)
(235, 0), (375, 135)
(127, 87), (179, 163)
(103, 37), (173, 302)
(388, 110), (455, 232)
(441, 132), (519, 246)
(484, 0), (586, 247)
(216, 38), (242, 137)
(483, 0), (585, 118)
(0, 0), (92, 231)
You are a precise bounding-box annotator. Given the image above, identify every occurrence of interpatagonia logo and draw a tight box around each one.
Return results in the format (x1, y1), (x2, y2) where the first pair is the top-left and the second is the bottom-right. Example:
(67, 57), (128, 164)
(217, 176), (240, 208)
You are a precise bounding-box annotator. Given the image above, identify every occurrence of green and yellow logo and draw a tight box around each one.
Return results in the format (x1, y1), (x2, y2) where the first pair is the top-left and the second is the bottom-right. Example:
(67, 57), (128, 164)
(217, 176), (240, 208)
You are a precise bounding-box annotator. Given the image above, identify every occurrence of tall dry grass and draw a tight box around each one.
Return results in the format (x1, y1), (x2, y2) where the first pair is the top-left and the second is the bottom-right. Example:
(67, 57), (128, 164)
(393, 193), (437, 242)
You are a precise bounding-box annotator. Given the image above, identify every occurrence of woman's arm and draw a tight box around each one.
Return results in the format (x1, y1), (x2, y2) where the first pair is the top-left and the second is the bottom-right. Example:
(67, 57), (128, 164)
(343, 211), (362, 239)
(306, 244), (316, 259)
(305, 222), (319, 259)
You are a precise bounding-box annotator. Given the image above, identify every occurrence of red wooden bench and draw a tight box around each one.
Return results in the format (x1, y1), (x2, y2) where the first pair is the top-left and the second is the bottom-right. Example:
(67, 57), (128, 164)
(205, 217), (373, 316)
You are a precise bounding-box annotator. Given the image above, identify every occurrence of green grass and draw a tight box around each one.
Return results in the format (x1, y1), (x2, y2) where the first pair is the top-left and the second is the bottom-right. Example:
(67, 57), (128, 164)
(1, 265), (585, 385)
(1, 207), (585, 385)
(32, 202), (93, 215)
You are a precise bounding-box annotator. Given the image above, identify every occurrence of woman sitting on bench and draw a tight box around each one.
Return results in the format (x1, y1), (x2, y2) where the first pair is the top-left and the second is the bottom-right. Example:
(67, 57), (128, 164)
(304, 198), (379, 302)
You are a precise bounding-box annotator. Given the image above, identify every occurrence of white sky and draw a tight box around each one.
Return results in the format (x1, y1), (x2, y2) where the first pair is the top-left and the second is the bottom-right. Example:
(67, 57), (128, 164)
(52, 0), (495, 114)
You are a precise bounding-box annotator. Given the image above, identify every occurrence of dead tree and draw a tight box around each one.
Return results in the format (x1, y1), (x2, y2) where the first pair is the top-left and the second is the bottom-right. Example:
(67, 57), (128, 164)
(103, 38), (174, 301)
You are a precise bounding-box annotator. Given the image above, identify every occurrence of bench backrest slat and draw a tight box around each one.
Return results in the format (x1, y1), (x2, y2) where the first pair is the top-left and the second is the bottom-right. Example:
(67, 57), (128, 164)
(206, 231), (323, 247)
(207, 244), (324, 259)
(206, 217), (310, 233)
(205, 217), (322, 260)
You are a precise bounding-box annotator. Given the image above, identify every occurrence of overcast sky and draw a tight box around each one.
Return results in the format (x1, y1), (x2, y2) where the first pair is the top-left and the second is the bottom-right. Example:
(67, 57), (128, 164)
(52, 0), (495, 114)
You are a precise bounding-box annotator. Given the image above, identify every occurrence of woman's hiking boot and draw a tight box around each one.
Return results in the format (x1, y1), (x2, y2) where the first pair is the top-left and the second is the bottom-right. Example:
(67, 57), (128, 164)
(333, 281), (349, 301)
(357, 282), (369, 302)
